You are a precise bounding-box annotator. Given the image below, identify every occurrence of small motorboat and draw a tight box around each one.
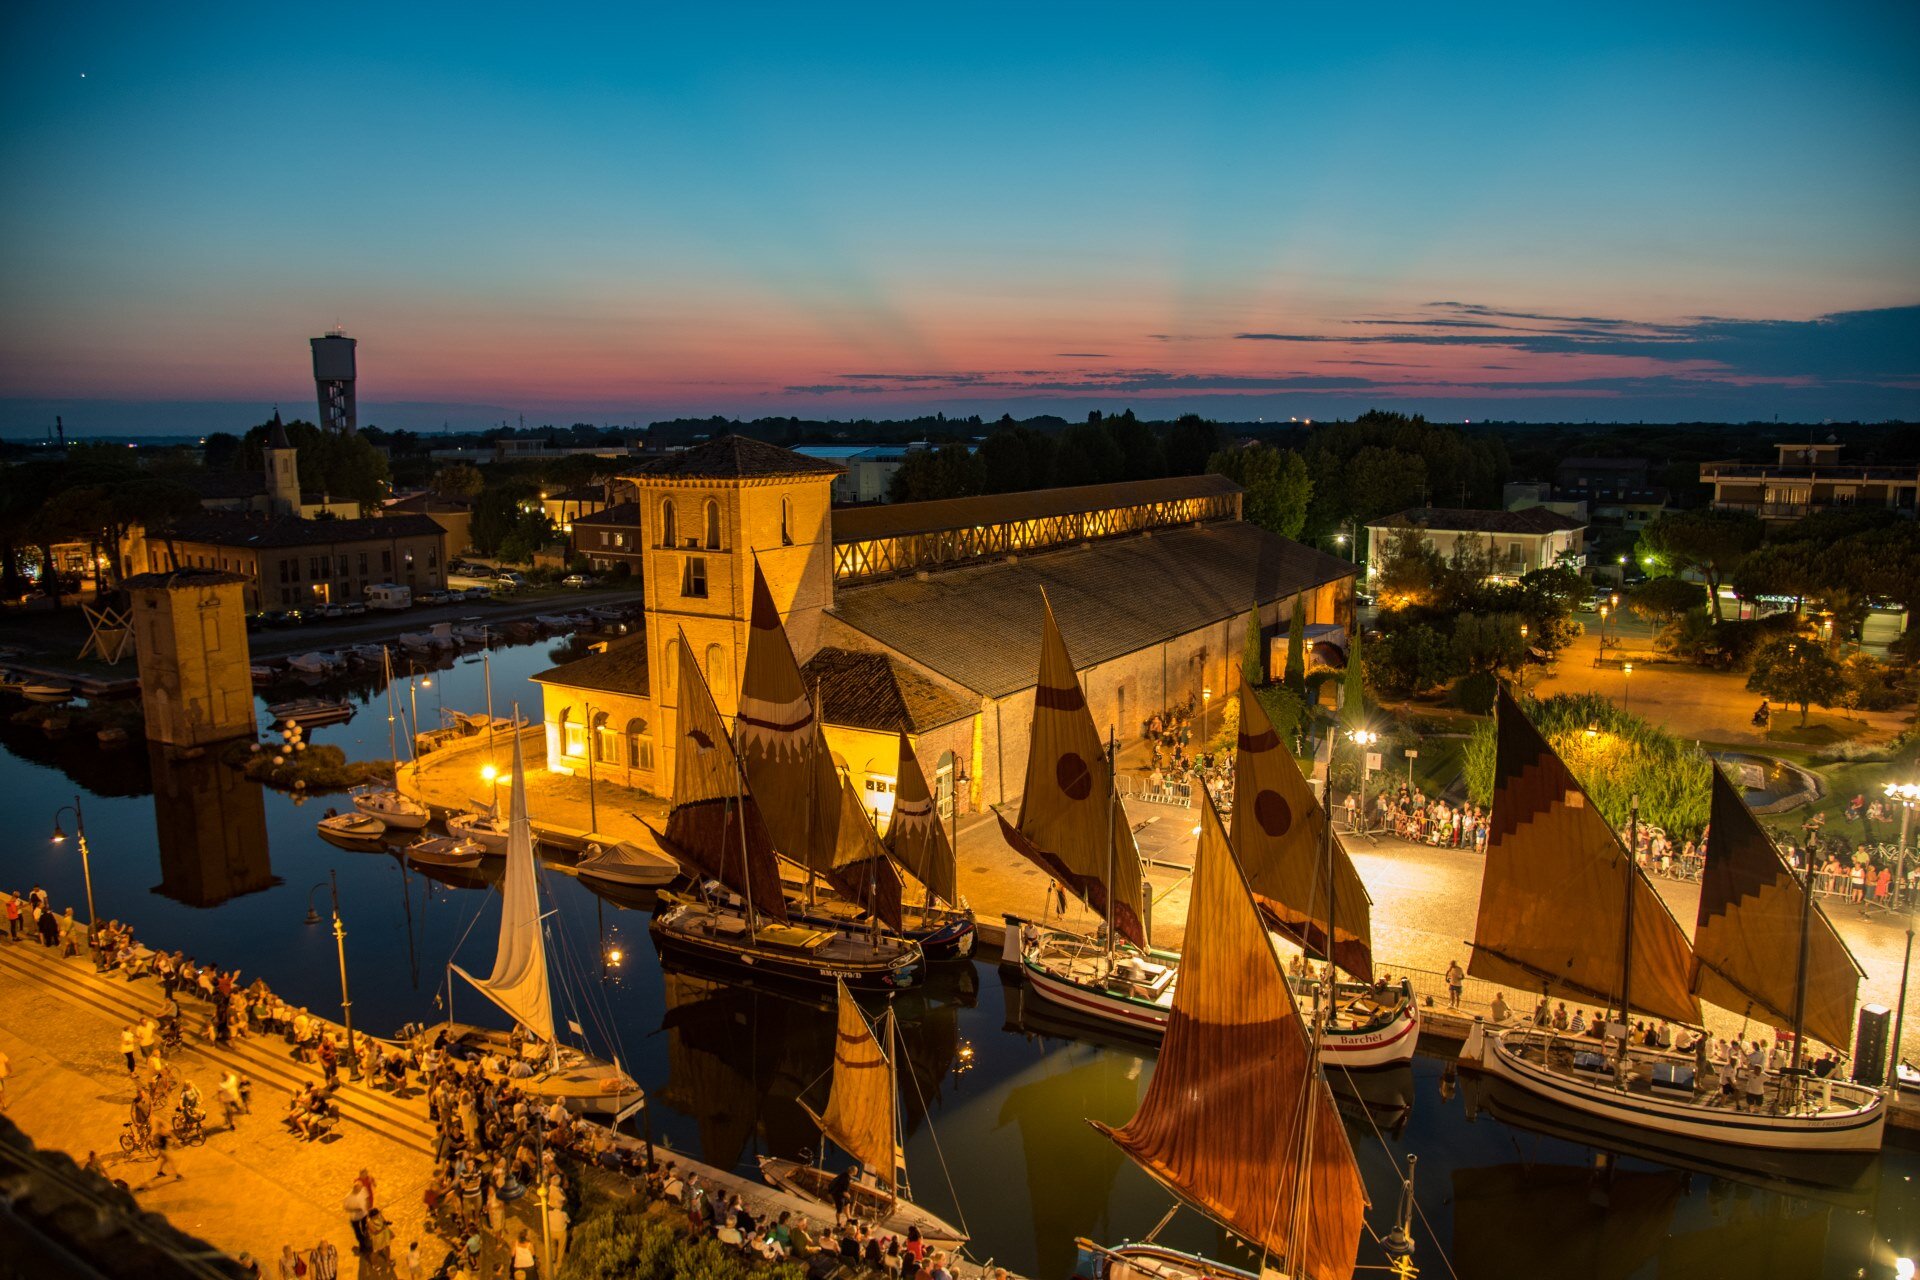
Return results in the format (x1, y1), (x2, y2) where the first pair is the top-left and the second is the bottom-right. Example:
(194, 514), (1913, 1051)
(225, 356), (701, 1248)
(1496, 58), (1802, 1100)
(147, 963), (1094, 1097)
(287, 651), (341, 676)
(406, 835), (486, 869)
(249, 664), (280, 685)
(575, 839), (681, 888)
(352, 786), (432, 830)
(534, 614), (573, 630)
(345, 644), (389, 668)
(318, 811), (388, 848)
(22, 681), (74, 704)
(446, 810), (510, 854)
(397, 632), (441, 655)
(267, 697), (354, 729)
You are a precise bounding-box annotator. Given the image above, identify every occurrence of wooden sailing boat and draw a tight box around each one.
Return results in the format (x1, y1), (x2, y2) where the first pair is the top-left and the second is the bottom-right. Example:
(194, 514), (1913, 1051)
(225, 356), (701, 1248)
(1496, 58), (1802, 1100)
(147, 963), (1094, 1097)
(1084, 793), (1369, 1280)
(1232, 681), (1418, 1068)
(648, 628), (924, 991)
(352, 646), (431, 830)
(758, 981), (969, 1246)
(999, 593), (1170, 1034)
(879, 730), (977, 961)
(1460, 686), (1885, 1153)
(442, 724), (641, 1117)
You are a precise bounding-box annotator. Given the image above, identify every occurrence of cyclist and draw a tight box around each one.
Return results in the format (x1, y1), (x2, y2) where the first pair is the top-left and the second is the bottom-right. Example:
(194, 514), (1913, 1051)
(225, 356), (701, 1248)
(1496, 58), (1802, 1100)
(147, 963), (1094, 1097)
(178, 1080), (205, 1127)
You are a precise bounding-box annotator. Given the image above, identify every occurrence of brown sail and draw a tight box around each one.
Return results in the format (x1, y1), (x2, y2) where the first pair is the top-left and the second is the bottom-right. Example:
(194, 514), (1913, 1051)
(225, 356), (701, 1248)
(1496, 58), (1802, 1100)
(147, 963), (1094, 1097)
(884, 730), (960, 907)
(1232, 678), (1373, 981)
(996, 593), (1147, 947)
(1095, 794), (1365, 1280)
(738, 562), (842, 876)
(656, 631), (789, 922)
(1692, 767), (1862, 1051)
(803, 980), (900, 1191)
(826, 773), (906, 933)
(1468, 686), (1699, 1025)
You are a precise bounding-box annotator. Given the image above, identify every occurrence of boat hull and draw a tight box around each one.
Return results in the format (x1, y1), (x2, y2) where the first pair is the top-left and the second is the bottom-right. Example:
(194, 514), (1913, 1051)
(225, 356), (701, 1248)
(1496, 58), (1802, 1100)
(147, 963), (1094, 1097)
(354, 790), (431, 830)
(445, 814), (509, 853)
(1078, 1241), (1265, 1280)
(575, 847), (680, 888)
(786, 900), (976, 964)
(441, 1023), (641, 1118)
(1462, 1021), (1886, 1154)
(1007, 917), (1417, 1066)
(649, 902), (923, 992)
(757, 1156), (967, 1246)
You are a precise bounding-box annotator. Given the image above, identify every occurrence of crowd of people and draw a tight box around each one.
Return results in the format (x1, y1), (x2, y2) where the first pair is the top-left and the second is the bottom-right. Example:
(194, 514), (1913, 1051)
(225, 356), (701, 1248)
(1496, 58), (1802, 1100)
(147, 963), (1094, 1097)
(1617, 822), (1702, 882)
(1371, 784), (1488, 851)
(1138, 702), (1233, 810)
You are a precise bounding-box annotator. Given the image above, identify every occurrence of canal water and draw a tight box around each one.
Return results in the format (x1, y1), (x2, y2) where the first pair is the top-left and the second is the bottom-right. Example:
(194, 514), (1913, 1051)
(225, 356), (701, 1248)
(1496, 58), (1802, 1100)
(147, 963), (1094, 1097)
(3, 637), (1915, 1280)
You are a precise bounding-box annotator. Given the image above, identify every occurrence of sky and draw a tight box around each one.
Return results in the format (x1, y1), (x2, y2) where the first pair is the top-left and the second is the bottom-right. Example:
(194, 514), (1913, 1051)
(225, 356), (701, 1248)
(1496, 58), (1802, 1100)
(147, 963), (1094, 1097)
(2, 1), (1917, 436)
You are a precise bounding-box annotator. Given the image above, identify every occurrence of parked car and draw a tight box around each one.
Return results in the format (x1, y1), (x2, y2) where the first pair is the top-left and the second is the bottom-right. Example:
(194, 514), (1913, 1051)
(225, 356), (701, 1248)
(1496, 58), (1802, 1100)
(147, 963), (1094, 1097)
(418, 589), (450, 606)
(463, 586), (494, 601)
(343, 601), (368, 616)
(562, 574), (592, 589)
(496, 572), (527, 587)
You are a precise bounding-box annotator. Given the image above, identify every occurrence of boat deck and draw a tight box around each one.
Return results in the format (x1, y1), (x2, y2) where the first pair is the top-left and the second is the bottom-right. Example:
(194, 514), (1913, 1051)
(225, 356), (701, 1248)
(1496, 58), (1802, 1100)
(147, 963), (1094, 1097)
(672, 900), (920, 965)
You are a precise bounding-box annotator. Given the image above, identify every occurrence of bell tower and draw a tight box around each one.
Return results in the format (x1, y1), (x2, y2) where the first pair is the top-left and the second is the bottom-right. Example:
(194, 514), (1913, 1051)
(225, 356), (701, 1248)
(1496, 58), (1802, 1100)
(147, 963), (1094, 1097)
(627, 437), (842, 784)
(263, 409), (301, 516)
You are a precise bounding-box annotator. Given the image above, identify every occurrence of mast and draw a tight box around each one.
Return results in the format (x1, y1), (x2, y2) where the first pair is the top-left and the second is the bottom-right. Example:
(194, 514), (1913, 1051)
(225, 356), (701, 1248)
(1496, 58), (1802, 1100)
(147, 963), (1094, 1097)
(1324, 724), (1337, 985)
(1621, 795), (1639, 1056)
(382, 645), (399, 776)
(888, 1004), (907, 1204)
(483, 635), (496, 800)
(804, 680), (820, 909)
(1790, 855), (1814, 1078)
(734, 751), (760, 934)
(1104, 726), (1117, 966)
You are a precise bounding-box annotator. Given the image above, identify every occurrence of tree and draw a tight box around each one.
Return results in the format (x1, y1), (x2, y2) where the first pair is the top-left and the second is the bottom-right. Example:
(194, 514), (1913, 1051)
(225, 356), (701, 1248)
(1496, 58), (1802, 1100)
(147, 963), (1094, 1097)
(236, 417), (391, 508)
(1242, 605), (1265, 686)
(1746, 635), (1845, 726)
(1449, 612), (1526, 675)
(1638, 509), (1762, 624)
(1371, 528), (1447, 606)
(1344, 618), (1368, 719)
(1627, 576), (1706, 629)
(1165, 415), (1224, 476)
(1209, 444), (1311, 539)
(1283, 607), (1307, 695)
(431, 462), (485, 502)
(887, 445), (984, 503)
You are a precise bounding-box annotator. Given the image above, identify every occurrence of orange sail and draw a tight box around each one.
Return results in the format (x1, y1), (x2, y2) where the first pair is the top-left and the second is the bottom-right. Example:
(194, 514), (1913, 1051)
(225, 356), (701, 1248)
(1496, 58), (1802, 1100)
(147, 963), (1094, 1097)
(1232, 679), (1373, 981)
(803, 980), (900, 1191)
(1468, 686), (1698, 1024)
(825, 772), (906, 933)
(1692, 767), (1863, 1051)
(738, 562), (843, 876)
(1095, 794), (1366, 1280)
(885, 730), (960, 907)
(658, 631), (788, 922)
(996, 593), (1146, 947)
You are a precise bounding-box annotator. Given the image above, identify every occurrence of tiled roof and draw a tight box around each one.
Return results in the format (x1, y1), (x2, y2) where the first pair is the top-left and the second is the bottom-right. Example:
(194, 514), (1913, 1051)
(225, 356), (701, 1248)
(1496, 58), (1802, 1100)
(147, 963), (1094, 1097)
(165, 513), (448, 549)
(1368, 506), (1586, 535)
(572, 502), (640, 527)
(830, 522), (1355, 698)
(832, 473), (1241, 544)
(123, 568), (250, 589)
(801, 646), (976, 734)
(632, 435), (844, 480)
(531, 635), (651, 698)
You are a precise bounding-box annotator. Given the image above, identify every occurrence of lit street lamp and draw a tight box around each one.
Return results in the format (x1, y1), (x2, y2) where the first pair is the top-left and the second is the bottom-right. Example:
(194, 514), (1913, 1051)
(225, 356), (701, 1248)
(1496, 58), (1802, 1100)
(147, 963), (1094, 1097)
(1201, 685), (1213, 746)
(1884, 781), (1920, 1087)
(305, 870), (357, 1077)
(1350, 728), (1379, 837)
(1598, 603), (1610, 650)
(482, 762), (500, 810)
(50, 796), (98, 946)
(1622, 661), (1634, 713)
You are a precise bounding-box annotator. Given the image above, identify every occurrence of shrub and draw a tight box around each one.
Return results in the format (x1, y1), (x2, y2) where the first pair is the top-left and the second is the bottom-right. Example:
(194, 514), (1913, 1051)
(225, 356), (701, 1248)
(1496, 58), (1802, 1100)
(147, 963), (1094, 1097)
(560, 1200), (808, 1280)
(1365, 623), (1455, 698)
(1451, 671), (1498, 715)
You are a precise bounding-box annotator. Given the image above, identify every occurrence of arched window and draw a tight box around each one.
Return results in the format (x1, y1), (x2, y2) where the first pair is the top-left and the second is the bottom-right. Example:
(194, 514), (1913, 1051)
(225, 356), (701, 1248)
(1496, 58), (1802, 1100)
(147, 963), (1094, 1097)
(592, 710), (615, 763)
(559, 706), (585, 758)
(626, 717), (653, 771)
(780, 496), (794, 546)
(705, 642), (725, 690)
(663, 639), (680, 696)
(660, 498), (677, 548)
(703, 499), (720, 550)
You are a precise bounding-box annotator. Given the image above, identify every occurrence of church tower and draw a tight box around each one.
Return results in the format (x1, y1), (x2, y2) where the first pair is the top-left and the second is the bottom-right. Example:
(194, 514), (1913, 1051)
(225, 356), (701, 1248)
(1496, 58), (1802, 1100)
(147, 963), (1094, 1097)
(263, 409), (300, 516)
(628, 437), (842, 783)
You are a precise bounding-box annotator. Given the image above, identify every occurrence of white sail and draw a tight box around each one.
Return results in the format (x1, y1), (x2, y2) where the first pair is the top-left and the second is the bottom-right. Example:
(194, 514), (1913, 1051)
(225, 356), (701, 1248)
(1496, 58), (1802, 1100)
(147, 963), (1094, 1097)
(453, 726), (556, 1043)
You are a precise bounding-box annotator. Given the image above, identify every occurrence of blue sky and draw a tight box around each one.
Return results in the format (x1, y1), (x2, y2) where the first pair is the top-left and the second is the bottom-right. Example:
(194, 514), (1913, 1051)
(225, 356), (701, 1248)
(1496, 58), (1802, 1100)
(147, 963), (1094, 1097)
(2, 1), (1917, 434)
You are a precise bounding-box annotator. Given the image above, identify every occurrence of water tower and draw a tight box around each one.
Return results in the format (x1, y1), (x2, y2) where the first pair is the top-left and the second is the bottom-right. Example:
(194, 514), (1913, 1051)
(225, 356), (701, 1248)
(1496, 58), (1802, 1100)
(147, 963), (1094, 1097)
(311, 328), (358, 435)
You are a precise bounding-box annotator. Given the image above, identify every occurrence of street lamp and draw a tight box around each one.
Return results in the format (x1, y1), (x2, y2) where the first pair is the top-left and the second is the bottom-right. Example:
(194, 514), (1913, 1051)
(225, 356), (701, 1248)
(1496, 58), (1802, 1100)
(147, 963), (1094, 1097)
(51, 797), (98, 944)
(1598, 603), (1610, 649)
(1622, 661), (1633, 713)
(583, 699), (600, 835)
(481, 763), (500, 811)
(1350, 728), (1379, 836)
(1884, 782), (1920, 1088)
(1201, 686), (1213, 746)
(305, 871), (357, 1078)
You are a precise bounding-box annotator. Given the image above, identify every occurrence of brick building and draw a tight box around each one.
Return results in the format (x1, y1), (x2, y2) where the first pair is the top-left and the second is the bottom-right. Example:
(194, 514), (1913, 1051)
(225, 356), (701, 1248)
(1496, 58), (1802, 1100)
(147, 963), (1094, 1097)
(533, 436), (1355, 831)
(141, 513), (449, 611)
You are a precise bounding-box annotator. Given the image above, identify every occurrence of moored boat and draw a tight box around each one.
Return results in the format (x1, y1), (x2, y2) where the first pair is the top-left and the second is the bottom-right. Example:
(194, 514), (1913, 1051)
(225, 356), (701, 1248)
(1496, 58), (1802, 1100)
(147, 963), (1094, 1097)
(574, 838), (680, 888)
(269, 697), (354, 728)
(354, 785), (432, 830)
(318, 811), (389, 847)
(22, 681), (74, 704)
(446, 809), (510, 853)
(1458, 686), (1886, 1154)
(406, 835), (486, 868)
(287, 651), (341, 675)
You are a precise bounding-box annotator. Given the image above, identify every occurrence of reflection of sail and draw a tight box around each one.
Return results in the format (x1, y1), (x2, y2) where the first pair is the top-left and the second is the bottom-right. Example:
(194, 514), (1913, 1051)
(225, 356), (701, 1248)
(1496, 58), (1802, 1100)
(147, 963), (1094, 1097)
(1451, 1164), (1685, 1280)
(147, 743), (276, 907)
(889, 990), (959, 1142)
(994, 1053), (1135, 1280)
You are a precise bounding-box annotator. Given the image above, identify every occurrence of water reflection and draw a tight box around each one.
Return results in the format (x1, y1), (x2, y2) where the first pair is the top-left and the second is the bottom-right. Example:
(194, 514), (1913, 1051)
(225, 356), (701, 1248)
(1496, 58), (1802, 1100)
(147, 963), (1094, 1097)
(148, 743), (277, 907)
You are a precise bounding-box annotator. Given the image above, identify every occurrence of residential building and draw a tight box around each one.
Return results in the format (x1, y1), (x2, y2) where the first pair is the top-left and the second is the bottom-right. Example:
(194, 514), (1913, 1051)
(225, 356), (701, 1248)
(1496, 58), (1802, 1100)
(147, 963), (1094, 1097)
(1364, 506), (1587, 584)
(571, 502), (644, 575)
(532, 437), (1355, 829)
(384, 492), (475, 556)
(795, 443), (930, 504)
(1553, 456), (1667, 530)
(140, 513), (448, 611)
(1701, 441), (1920, 520)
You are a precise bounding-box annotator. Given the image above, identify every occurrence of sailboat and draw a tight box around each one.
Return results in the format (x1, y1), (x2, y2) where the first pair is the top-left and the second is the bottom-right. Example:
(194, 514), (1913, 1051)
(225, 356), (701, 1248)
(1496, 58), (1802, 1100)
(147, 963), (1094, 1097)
(352, 646), (431, 830)
(1232, 682), (1418, 1067)
(440, 725), (642, 1119)
(1082, 793), (1370, 1280)
(1000, 594), (1172, 1034)
(1460, 686), (1885, 1153)
(758, 980), (969, 1247)
(647, 630), (925, 991)
(880, 731), (977, 962)
(734, 565), (973, 960)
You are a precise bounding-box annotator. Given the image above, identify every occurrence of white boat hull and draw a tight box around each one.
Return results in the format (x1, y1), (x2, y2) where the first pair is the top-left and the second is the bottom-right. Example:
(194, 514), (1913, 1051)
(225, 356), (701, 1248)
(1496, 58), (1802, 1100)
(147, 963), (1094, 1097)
(757, 1157), (968, 1246)
(575, 846), (679, 887)
(1462, 1021), (1886, 1154)
(446, 813), (509, 853)
(354, 790), (431, 830)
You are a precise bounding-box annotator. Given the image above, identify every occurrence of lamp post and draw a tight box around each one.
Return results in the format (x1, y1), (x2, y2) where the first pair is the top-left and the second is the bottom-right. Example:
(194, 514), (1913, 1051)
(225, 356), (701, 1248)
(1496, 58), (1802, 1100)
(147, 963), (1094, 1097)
(482, 762), (500, 811)
(50, 796), (98, 944)
(583, 700), (600, 835)
(1884, 782), (1920, 1087)
(950, 765), (971, 867)
(1201, 686), (1213, 747)
(1622, 661), (1634, 713)
(305, 870), (357, 1077)
(1350, 728), (1379, 836)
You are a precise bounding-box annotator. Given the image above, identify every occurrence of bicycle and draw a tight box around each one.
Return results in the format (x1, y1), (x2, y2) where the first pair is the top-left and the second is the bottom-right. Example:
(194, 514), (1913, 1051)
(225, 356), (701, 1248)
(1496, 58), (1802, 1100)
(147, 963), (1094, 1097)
(119, 1121), (157, 1160)
(171, 1108), (207, 1147)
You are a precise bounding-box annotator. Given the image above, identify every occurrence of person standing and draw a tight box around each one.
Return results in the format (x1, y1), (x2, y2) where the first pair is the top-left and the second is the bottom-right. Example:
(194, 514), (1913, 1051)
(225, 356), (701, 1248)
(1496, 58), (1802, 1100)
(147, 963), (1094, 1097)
(511, 1230), (537, 1280)
(0, 1047), (11, 1113)
(120, 1027), (137, 1074)
(342, 1181), (371, 1253)
(4, 894), (20, 942)
(218, 1071), (244, 1130)
(308, 1239), (339, 1280)
(1445, 960), (1465, 1009)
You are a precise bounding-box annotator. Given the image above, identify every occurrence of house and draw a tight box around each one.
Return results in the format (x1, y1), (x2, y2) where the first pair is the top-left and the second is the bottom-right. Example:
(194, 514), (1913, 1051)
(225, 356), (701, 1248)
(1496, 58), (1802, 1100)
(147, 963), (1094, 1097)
(140, 513), (449, 611)
(1701, 441), (1920, 520)
(1364, 506), (1587, 584)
